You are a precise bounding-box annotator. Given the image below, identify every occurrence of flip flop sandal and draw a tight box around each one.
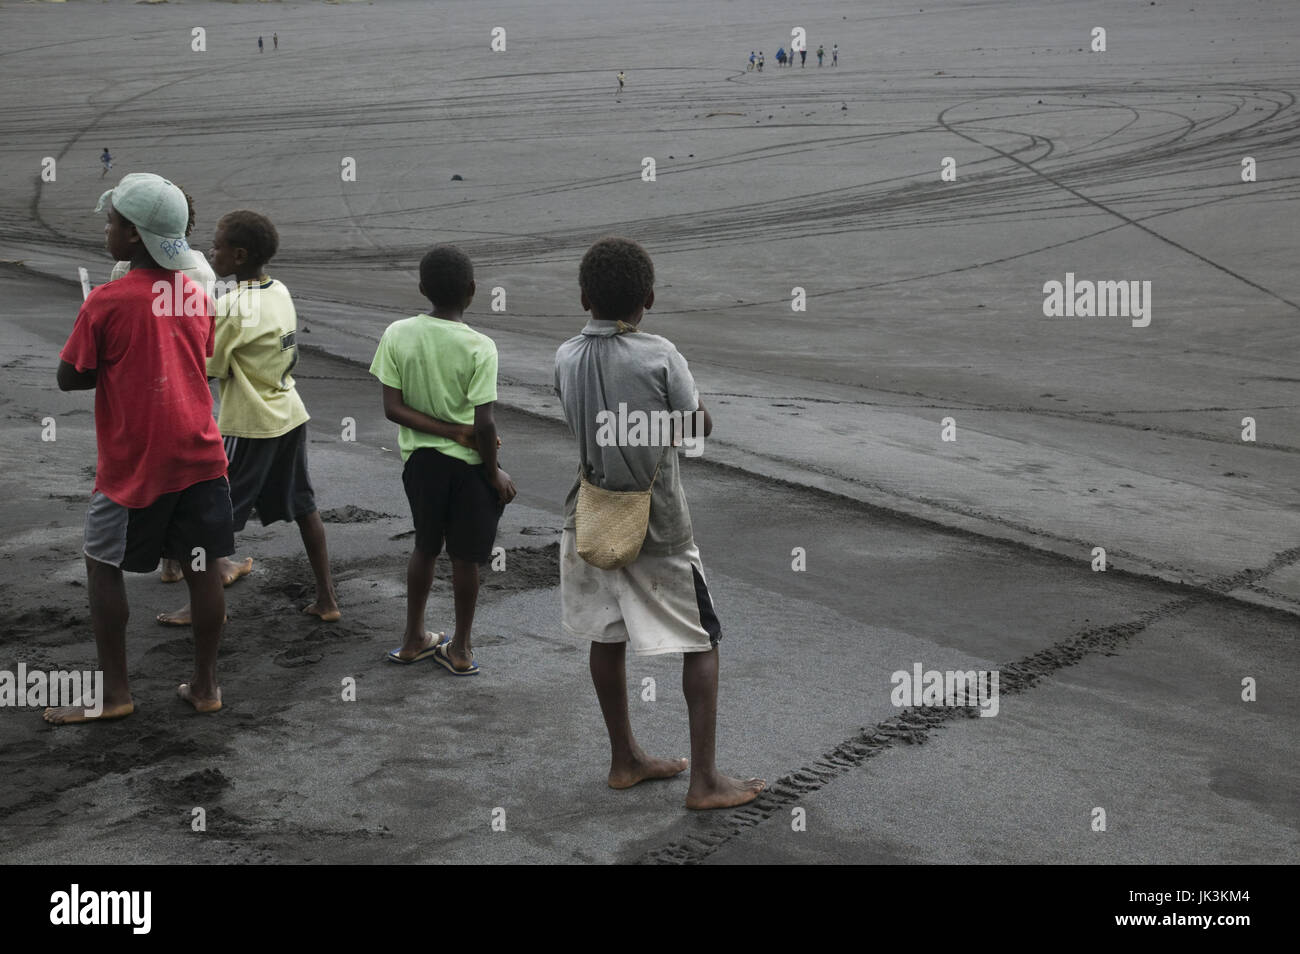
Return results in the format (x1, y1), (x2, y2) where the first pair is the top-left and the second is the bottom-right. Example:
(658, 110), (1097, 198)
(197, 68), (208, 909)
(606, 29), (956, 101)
(386, 632), (447, 664)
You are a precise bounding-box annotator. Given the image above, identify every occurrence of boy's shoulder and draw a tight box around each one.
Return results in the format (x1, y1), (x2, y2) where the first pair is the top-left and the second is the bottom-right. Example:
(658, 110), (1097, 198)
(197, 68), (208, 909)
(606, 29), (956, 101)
(383, 314), (497, 352)
(85, 267), (163, 309)
(627, 328), (682, 355)
(556, 324), (684, 356)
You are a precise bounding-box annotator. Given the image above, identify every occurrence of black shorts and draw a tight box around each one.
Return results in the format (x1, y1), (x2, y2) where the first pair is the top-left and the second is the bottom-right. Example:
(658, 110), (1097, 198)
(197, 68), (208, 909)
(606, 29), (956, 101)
(225, 423), (317, 532)
(83, 477), (235, 573)
(402, 448), (501, 562)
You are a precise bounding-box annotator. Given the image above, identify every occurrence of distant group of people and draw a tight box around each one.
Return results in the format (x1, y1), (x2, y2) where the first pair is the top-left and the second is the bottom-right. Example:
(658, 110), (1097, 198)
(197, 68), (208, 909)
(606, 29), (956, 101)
(258, 33), (279, 52)
(44, 170), (764, 811)
(748, 42), (837, 71)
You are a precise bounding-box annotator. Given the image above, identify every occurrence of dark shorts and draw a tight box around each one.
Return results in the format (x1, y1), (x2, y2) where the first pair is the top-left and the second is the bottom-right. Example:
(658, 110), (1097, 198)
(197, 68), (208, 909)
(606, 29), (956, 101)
(84, 477), (235, 573)
(225, 423), (317, 532)
(402, 448), (501, 562)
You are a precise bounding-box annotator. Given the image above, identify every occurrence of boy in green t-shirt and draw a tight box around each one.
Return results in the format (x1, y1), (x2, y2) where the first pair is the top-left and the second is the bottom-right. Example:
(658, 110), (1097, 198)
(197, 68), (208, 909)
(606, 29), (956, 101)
(369, 246), (516, 675)
(158, 210), (340, 627)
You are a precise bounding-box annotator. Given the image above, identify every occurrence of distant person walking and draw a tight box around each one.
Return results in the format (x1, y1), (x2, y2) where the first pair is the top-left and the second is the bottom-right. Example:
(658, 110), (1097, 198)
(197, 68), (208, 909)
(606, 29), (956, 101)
(776, 46), (785, 67)
(273, 33), (278, 50)
(757, 51), (764, 71)
(258, 36), (264, 53)
(617, 70), (625, 93)
(832, 43), (838, 66)
(817, 44), (824, 66)
(800, 47), (807, 67)
(748, 51), (755, 71)
(99, 148), (112, 179)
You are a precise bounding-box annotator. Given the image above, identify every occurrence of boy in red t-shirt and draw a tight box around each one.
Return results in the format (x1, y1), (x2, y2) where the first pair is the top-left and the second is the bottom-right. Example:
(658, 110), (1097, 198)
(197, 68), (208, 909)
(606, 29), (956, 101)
(47, 173), (235, 724)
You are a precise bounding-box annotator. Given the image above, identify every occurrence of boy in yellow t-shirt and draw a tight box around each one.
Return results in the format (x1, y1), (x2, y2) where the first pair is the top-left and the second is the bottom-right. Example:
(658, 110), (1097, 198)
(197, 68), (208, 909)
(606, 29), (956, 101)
(158, 210), (340, 626)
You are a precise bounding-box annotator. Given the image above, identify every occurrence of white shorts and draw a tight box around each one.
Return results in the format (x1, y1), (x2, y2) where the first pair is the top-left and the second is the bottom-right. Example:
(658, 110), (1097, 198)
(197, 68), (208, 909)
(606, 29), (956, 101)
(560, 529), (721, 656)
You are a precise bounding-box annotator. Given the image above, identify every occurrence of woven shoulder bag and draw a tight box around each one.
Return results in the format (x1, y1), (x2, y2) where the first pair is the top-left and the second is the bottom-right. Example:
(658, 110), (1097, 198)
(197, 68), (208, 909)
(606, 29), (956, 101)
(575, 456), (662, 570)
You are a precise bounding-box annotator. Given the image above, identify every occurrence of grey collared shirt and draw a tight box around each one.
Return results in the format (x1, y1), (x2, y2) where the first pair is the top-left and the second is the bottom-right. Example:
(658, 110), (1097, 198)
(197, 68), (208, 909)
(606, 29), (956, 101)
(554, 319), (698, 556)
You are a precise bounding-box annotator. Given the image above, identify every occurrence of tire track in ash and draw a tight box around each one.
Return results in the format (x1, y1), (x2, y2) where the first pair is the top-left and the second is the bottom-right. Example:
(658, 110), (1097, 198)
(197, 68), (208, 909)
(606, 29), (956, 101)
(936, 89), (1300, 312)
(280, 83), (1298, 269)
(634, 544), (1300, 864)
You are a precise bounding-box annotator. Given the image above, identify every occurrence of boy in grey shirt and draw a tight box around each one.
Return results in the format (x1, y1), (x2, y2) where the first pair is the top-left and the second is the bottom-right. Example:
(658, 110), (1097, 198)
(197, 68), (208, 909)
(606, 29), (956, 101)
(555, 236), (764, 810)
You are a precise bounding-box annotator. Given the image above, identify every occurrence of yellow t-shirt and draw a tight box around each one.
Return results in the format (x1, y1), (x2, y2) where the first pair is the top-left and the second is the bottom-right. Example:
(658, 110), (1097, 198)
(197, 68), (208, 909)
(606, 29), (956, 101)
(207, 278), (310, 439)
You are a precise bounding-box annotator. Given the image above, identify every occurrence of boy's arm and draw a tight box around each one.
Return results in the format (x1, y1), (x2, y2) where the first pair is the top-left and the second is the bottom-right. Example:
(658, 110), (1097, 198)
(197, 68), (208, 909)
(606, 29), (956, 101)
(665, 346), (712, 439)
(206, 304), (238, 381)
(381, 385), (475, 444)
(693, 401), (713, 437)
(57, 360), (96, 391)
(474, 401), (516, 507)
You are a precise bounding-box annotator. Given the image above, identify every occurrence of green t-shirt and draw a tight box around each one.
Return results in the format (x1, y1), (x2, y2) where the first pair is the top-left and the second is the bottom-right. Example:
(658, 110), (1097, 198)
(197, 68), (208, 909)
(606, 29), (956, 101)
(369, 314), (499, 464)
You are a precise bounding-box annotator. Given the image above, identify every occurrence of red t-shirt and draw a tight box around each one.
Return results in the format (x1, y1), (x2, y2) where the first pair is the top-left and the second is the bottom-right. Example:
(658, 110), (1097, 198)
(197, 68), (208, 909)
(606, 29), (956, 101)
(59, 268), (228, 509)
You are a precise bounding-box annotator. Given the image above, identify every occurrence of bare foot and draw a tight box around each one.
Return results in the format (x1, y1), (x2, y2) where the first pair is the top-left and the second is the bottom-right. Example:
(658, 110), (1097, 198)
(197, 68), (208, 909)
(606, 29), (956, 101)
(303, 599), (341, 622)
(157, 605), (227, 627)
(158, 604), (192, 626)
(609, 753), (689, 790)
(220, 556), (254, 586)
(177, 683), (222, 713)
(685, 775), (766, 811)
(160, 559), (183, 583)
(42, 700), (134, 725)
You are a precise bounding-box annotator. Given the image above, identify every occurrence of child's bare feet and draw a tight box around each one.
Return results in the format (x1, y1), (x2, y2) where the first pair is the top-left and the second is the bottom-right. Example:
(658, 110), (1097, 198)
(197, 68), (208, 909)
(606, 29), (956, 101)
(160, 558), (183, 583)
(177, 683), (222, 713)
(157, 604), (227, 627)
(42, 700), (134, 725)
(303, 591), (341, 622)
(685, 774), (766, 810)
(220, 556), (254, 586)
(608, 752), (689, 790)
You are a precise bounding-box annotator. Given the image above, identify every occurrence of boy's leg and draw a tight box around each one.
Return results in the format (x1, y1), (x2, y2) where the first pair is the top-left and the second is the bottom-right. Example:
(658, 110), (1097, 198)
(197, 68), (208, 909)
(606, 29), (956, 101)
(561, 529), (686, 786)
(168, 477), (233, 712)
(439, 459), (505, 671)
(156, 553), (242, 625)
(610, 544), (764, 808)
(43, 556), (135, 724)
(297, 509), (340, 621)
(177, 558), (224, 712)
(398, 546), (441, 658)
(447, 558), (480, 670)
(394, 449), (446, 659)
(682, 646), (764, 809)
(590, 641), (687, 788)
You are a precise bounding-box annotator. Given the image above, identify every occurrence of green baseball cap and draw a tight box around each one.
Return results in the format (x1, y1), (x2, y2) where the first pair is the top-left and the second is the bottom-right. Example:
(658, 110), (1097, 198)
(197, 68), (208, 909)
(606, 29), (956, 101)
(96, 172), (201, 271)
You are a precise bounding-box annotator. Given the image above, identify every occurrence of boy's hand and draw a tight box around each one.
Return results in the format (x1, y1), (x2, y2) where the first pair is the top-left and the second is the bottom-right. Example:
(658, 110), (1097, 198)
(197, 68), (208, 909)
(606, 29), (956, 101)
(452, 427), (504, 452)
(451, 425), (477, 449)
(489, 467), (517, 508)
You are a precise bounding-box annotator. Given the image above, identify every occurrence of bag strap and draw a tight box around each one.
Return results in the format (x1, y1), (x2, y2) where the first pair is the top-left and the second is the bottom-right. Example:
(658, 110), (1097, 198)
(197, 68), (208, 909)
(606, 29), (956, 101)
(586, 326), (667, 492)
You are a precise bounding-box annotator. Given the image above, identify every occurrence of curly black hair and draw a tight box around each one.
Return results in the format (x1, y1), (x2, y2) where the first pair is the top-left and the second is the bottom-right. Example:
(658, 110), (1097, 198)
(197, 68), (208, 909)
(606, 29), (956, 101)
(419, 245), (474, 309)
(178, 187), (197, 237)
(218, 209), (279, 268)
(579, 236), (654, 320)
